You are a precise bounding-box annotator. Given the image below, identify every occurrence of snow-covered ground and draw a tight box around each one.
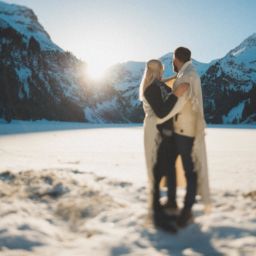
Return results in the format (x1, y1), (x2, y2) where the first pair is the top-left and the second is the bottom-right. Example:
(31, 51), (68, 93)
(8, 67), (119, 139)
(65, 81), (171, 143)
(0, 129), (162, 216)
(0, 120), (255, 256)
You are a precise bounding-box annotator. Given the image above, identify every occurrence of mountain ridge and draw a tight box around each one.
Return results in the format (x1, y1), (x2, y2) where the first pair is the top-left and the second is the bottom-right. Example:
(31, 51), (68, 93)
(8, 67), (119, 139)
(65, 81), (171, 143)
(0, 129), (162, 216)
(0, 0), (88, 122)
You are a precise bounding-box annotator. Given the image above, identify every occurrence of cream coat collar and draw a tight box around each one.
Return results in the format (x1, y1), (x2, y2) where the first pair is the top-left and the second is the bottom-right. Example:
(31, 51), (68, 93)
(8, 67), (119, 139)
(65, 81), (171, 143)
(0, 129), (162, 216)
(177, 60), (193, 77)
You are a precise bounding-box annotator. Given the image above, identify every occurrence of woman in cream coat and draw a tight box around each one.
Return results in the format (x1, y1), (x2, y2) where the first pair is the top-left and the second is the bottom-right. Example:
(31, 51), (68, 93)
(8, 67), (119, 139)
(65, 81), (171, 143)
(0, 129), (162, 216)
(140, 59), (188, 231)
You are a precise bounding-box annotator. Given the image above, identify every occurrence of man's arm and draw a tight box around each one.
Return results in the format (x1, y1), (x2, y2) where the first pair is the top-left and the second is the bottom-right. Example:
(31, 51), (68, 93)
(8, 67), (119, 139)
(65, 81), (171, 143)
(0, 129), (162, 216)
(157, 74), (193, 124)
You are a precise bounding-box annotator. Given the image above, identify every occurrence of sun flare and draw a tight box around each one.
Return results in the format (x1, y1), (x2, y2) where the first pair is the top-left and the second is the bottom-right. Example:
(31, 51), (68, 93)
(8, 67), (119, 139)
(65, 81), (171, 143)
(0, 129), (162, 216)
(86, 62), (107, 81)
(81, 29), (137, 81)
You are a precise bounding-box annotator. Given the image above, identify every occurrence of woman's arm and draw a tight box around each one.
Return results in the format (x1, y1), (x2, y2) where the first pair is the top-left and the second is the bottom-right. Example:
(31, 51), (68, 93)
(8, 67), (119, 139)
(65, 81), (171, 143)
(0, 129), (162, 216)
(144, 82), (188, 118)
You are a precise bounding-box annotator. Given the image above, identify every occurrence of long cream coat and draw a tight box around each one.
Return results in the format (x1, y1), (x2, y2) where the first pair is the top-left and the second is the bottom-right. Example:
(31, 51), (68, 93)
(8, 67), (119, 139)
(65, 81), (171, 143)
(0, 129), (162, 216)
(157, 61), (211, 209)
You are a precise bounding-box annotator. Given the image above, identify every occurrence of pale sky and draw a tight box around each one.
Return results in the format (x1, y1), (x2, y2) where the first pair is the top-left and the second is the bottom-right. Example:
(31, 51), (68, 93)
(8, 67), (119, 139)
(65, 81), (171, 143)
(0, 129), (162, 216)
(4, 0), (256, 74)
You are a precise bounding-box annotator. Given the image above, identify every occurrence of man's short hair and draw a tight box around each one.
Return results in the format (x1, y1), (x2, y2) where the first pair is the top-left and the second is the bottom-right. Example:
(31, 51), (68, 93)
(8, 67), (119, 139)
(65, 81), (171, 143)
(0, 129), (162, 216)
(174, 47), (191, 63)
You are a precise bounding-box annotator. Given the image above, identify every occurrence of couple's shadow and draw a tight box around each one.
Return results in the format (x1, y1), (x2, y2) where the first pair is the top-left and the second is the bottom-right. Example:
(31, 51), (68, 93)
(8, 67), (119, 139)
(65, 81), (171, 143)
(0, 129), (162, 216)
(139, 208), (255, 256)
(141, 214), (220, 256)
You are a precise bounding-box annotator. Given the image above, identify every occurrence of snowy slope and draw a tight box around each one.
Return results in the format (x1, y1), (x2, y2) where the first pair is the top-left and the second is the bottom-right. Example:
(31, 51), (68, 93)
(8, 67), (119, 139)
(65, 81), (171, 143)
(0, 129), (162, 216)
(83, 61), (146, 123)
(0, 1), (89, 122)
(0, 1), (61, 51)
(0, 120), (255, 255)
(160, 52), (210, 77)
(202, 33), (256, 124)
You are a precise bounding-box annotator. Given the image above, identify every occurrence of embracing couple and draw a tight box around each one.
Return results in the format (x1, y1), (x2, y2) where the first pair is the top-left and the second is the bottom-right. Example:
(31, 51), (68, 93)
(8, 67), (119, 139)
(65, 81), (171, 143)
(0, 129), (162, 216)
(140, 47), (211, 233)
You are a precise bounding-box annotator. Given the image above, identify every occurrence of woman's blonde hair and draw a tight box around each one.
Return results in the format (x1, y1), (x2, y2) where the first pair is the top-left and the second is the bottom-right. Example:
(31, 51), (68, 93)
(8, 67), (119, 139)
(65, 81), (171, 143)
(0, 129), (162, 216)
(139, 59), (164, 101)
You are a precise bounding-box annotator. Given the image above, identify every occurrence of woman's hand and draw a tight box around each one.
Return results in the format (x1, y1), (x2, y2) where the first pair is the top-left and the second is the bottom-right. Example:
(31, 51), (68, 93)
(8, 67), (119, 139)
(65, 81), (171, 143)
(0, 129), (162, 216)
(173, 83), (189, 97)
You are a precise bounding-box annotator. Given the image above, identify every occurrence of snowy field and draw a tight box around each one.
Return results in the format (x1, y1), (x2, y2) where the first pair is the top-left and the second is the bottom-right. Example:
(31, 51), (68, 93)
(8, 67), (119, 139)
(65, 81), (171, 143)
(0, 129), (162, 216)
(0, 119), (255, 256)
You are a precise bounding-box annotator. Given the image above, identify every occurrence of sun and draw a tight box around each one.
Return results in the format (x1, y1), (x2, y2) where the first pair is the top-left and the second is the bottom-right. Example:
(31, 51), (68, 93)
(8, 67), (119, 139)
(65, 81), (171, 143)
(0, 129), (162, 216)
(81, 30), (136, 81)
(86, 60), (108, 81)
(83, 47), (117, 81)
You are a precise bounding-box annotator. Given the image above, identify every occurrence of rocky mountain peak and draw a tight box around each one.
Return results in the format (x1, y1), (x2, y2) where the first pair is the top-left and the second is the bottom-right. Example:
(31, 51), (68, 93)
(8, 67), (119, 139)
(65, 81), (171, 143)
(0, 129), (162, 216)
(228, 33), (256, 59)
(0, 0), (61, 51)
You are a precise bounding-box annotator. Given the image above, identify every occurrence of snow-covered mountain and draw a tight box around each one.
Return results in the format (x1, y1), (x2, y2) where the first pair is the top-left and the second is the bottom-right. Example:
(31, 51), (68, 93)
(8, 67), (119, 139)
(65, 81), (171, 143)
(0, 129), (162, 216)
(160, 52), (210, 77)
(0, 1), (88, 122)
(83, 61), (146, 123)
(202, 33), (256, 124)
(0, 1), (61, 51)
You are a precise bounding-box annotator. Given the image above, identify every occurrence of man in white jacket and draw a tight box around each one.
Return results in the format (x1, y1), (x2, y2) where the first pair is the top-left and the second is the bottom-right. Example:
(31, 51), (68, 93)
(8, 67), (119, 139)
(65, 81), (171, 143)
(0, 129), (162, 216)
(158, 47), (211, 227)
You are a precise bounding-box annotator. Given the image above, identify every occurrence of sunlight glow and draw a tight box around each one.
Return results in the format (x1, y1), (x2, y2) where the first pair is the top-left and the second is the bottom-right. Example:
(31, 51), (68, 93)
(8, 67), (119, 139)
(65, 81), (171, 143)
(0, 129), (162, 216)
(81, 28), (137, 81)
(86, 61), (107, 81)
